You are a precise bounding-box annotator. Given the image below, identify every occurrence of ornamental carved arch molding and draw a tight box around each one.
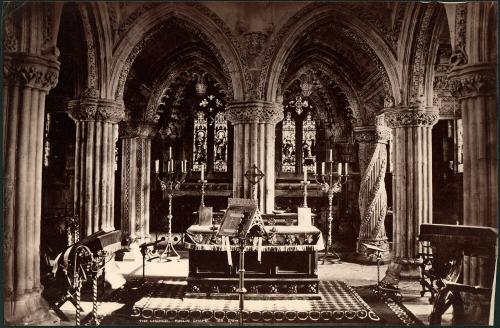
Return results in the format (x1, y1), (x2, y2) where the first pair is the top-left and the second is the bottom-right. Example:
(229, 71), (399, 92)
(75, 2), (114, 98)
(110, 3), (244, 102)
(280, 59), (363, 126)
(261, 4), (401, 106)
(145, 53), (230, 123)
(400, 3), (441, 106)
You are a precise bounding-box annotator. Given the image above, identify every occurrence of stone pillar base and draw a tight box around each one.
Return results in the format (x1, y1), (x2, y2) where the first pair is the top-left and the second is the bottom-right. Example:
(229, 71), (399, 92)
(4, 292), (59, 325)
(352, 251), (392, 265)
(381, 261), (422, 287)
(354, 239), (391, 264)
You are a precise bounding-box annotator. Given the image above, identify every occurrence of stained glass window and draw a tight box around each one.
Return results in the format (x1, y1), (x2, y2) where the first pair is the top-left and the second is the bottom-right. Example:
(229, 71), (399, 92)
(302, 112), (316, 173)
(193, 111), (207, 171)
(213, 112), (228, 172)
(282, 111), (296, 173)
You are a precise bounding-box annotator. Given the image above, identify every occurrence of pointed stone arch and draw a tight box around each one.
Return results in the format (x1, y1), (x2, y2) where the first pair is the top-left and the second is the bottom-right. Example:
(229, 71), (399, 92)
(262, 3), (401, 106)
(110, 3), (245, 102)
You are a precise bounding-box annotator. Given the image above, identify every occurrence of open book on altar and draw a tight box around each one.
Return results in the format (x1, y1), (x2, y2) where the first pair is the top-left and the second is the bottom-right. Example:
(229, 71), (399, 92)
(217, 198), (266, 238)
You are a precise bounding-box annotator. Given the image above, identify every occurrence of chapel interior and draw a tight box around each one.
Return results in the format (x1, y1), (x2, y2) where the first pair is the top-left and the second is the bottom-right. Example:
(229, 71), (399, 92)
(2, 1), (498, 326)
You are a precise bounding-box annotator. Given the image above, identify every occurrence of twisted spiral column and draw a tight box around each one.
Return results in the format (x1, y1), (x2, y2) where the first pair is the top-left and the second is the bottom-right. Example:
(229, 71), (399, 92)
(226, 101), (283, 213)
(68, 91), (125, 237)
(354, 125), (392, 263)
(3, 53), (60, 324)
(120, 121), (156, 244)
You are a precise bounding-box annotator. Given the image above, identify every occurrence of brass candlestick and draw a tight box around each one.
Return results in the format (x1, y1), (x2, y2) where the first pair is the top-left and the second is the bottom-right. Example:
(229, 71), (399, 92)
(315, 161), (349, 264)
(155, 164), (188, 262)
(198, 179), (208, 208)
(300, 180), (310, 208)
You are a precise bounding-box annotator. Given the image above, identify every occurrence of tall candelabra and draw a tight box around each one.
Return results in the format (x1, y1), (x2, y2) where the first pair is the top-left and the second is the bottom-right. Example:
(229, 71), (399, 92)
(155, 159), (188, 261)
(315, 160), (349, 264)
(198, 179), (207, 208)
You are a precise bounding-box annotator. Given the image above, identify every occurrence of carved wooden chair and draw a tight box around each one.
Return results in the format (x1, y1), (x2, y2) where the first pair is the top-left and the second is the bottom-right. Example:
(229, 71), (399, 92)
(419, 224), (497, 325)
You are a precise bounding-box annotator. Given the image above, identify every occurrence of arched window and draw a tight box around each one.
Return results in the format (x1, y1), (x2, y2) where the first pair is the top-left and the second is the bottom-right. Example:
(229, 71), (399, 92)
(192, 93), (228, 173)
(193, 111), (208, 171)
(279, 95), (317, 175)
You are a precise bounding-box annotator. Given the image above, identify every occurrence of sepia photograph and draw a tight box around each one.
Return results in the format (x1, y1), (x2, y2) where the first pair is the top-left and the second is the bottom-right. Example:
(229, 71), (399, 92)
(2, 1), (498, 326)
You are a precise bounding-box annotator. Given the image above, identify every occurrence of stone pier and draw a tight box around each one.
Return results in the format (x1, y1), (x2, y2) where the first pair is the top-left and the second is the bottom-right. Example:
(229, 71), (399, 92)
(68, 90), (125, 237)
(450, 63), (497, 323)
(226, 100), (283, 213)
(382, 108), (439, 284)
(354, 123), (392, 263)
(3, 53), (60, 324)
(120, 121), (156, 243)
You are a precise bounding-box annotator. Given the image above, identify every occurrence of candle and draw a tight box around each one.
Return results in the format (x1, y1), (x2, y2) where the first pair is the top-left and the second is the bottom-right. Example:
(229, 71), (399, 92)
(304, 168), (308, 182)
(337, 163), (342, 175)
(329, 149), (333, 162)
(321, 162), (325, 175)
(155, 160), (159, 173)
(181, 160), (184, 173)
(167, 160), (171, 173)
(169, 147), (172, 159)
(201, 164), (205, 181)
(344, 163), (348, 175)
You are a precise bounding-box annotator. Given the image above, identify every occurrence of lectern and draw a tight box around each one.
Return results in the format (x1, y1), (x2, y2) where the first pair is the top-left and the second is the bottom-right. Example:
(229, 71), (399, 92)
(217, 198), (266, 326)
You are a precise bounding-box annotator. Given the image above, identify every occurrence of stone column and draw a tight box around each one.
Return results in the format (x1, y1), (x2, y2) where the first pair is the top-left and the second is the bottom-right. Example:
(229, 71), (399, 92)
(68, 91), (125, 237)
(450, 63), (497, 288)
(354, 124), (392, 263)
(3, 53), (60, 324)
(120, 121), (156, 243)
(226, 101), (283, 213)
(382, 108), (439, 284)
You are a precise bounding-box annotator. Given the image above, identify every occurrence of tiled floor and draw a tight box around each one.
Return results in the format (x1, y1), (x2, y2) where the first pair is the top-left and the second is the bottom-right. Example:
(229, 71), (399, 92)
(58, 252), (452, 325)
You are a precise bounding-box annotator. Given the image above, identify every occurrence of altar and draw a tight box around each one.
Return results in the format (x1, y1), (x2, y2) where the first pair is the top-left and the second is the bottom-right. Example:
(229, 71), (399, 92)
(184, 216), (324, 298)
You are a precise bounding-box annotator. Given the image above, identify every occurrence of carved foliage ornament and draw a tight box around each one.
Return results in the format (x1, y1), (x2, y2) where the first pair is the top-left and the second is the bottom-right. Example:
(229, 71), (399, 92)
(226, 101), (284, 125)
(449, 66), (497, 99)
(119, 121), (157, 139)
(450, 4), (468, 67)
(384, 110), (438, 128)
(3, 54), (60, 91)
(354, 126), (392, 144)
(68, 97), (125, 123)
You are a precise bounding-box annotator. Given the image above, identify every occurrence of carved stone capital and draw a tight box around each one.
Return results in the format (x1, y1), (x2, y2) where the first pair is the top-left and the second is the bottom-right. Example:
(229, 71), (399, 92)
(68, 97), (125, 123)
(384, 108), (439, 128)
(3, 53), (60, 91)
(226, 100), (284, 124)
(449, 63), (497, 99)
(119, 121), (157, 139)
(354, 125), (392, 144)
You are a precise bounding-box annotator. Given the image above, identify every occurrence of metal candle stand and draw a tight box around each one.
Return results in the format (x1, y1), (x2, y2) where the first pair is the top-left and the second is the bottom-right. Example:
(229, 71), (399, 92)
(300, 179), (310, 208)
(71, 246), (108, 326)
(315, 161), (348, 264)
(362, 243), (402, 301)
(155, 166), (188, 262)
(198, 179), (208, 207)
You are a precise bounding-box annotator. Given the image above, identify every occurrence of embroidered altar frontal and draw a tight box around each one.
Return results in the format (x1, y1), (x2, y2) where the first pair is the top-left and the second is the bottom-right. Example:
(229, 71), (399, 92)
(184, 225), (324, 297)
